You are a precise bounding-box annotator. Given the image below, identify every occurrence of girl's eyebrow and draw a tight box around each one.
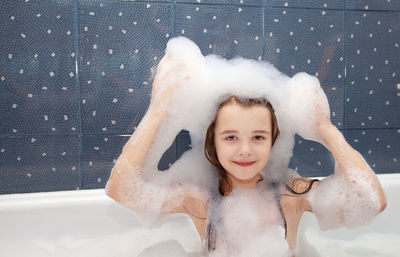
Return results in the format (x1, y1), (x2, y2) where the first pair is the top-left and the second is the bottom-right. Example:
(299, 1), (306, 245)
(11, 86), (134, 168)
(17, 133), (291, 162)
(219, 130), (270, 135)
(219, 130), (238, 135)
(253, 130), (270, 134)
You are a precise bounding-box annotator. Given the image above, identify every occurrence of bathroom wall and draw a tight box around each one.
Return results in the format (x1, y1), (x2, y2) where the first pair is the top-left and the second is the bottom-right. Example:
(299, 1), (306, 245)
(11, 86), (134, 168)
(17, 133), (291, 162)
(0, 0), (399, 194)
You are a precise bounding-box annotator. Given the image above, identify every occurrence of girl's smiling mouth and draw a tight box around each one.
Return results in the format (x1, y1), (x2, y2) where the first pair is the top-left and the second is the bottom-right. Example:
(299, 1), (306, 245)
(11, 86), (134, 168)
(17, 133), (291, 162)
(232, 161), (256, 167)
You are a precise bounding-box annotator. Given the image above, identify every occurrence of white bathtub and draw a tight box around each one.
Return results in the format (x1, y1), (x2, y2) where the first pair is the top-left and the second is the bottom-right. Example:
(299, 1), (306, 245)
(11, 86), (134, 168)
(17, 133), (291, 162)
(0, 174), (399, 257)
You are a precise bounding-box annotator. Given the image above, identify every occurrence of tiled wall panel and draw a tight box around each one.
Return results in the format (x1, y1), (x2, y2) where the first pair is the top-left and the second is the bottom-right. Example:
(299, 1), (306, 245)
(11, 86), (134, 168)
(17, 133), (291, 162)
(267, 0), (344, 9)
(175, 3), (263, 59)
(0, 0), (398, 194)
(264, 7), (344, 128)
(347, 0), (400, 11)
(345, 11), (400, 129)
(289, 135), (336, 177)
(0, 1), (78, 136)
(176, 0), (263, 6)
(81, 134), (128, 189)
(346, 129), (400, 173)
(0, 135), (80, 194)
(79, 1), (173, 134)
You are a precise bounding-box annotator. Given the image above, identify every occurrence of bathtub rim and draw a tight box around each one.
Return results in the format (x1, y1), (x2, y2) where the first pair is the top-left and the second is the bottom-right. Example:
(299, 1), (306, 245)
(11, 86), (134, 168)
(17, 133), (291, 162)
(0, 173), (397, 211)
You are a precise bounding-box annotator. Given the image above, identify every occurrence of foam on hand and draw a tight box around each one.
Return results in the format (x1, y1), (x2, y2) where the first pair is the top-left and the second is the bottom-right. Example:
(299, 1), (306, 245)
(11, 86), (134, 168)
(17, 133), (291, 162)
(282, 72), (330, 143)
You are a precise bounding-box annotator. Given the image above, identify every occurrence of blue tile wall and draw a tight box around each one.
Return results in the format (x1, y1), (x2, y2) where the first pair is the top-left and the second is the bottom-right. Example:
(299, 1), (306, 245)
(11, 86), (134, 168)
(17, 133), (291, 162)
(175, 3), (263, 59)
(289, 134), (336, 177)
(177, 0), (263, 6)
(346, 129), (400, 173)
(78, 1), (173, 134)
(81, 134), (129, 189)
(345, 11), (400, 129)
(267, 0), (345, 9)
(0, 0), (78, 135)
(0, 135), (80, 194)
(0, 0), (399, 194)
(264, 7), (344, 128)
(347, 0), (400, 11)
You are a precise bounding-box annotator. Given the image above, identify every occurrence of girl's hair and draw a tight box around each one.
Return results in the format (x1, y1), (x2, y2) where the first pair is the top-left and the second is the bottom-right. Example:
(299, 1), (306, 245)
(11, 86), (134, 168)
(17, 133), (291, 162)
(204, 96), (280, 196)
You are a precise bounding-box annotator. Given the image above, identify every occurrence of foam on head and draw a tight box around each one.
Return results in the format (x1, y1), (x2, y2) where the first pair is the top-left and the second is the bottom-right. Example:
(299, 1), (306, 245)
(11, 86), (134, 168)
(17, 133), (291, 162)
(141, 36), (331, 190)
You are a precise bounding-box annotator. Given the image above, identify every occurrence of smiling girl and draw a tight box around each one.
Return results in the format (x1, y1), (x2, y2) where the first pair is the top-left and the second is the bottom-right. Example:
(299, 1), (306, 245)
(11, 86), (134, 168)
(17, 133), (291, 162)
(106, 53), (386, 257)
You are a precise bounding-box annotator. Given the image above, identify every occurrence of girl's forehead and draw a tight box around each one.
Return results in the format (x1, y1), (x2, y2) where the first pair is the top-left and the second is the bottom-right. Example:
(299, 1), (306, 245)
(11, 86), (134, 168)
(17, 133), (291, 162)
(215, 103), (272, 128)
(217, 102), (271, 116)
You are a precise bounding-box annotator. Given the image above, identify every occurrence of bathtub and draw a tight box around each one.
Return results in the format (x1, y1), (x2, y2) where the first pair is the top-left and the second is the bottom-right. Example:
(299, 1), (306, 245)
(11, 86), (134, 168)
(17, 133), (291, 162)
(0, 174), (399, 257)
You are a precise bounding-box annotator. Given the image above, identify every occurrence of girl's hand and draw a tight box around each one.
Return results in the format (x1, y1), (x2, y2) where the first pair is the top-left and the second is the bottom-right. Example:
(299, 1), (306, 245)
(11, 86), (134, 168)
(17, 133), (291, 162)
(285, 72), (332, 143)
(150, 55), (190, 114)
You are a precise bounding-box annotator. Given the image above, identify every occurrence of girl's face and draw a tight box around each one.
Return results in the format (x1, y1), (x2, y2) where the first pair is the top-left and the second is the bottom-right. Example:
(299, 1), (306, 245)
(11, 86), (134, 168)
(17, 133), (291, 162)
(214, 102), (273, 183)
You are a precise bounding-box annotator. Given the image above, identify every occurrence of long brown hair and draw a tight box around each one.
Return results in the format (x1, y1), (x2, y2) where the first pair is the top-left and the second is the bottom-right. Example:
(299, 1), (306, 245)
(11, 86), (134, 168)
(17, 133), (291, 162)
(204, 96), (280, 196)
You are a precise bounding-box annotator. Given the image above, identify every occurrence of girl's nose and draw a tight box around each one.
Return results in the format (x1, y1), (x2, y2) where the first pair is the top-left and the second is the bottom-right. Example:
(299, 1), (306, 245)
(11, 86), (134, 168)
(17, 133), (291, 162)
(238, 142), (252, 156)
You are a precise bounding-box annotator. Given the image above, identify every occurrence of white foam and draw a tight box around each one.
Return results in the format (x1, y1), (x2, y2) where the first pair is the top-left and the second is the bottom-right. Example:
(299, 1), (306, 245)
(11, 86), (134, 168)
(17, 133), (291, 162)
(106, 154), (182, 226)
(308, 166), (382, 230)
(210, 185), (290, 257)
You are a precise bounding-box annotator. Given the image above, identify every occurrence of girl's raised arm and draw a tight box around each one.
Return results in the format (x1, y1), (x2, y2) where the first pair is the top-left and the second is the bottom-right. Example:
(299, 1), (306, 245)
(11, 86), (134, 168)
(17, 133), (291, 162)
(106, 56), (189, 215)
(317, 122), (387, 211)
(304, 96), (387, 230)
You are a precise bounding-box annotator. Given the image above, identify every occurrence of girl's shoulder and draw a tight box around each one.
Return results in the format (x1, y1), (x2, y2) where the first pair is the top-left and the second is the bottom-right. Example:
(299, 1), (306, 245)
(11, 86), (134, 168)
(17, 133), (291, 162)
(165, 184), (209, 218)
(165, 192), (208, 241)
(177, 186), (210, 219)
(181, 195), (208, 219)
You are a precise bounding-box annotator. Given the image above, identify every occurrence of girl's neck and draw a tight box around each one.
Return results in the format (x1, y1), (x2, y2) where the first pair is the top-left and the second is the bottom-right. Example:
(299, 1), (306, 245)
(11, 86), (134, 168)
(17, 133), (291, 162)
(228, 173), (263, 191)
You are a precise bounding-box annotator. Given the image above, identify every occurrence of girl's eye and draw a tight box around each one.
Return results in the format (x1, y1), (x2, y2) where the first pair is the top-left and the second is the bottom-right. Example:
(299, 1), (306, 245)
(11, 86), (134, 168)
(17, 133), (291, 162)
(225, 136), (237, 141)
(253, 135), (265, 140)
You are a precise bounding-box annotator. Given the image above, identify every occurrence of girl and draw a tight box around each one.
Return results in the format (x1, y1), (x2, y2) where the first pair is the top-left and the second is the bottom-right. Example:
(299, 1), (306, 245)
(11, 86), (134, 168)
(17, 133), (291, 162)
(106, 54), (386, 257)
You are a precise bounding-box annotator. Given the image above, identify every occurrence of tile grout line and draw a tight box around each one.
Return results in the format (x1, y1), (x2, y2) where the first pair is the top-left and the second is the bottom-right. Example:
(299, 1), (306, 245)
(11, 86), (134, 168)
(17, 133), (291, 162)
(73, 0), (84, 190)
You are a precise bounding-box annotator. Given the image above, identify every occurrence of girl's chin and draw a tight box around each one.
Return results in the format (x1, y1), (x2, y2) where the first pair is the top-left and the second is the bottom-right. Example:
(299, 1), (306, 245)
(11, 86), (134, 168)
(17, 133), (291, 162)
(228, 172), (262, 182)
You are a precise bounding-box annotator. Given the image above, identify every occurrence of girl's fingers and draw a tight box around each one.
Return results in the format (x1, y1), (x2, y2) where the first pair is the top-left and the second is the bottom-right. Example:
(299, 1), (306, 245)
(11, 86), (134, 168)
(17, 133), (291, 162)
(152, 65), (191, 104)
